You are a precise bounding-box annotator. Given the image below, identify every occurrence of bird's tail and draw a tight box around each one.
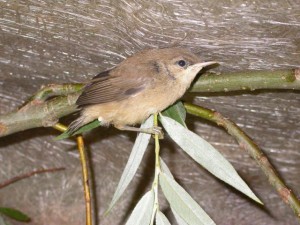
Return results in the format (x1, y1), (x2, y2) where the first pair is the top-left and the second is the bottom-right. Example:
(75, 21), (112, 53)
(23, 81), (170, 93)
(67, 115), (88, 135)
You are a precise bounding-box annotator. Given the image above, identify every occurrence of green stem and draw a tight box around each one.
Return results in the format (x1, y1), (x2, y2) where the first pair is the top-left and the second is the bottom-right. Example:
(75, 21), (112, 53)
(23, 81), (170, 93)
(191, 69), (300, 92)
(0, 93), (79, 137)
(18, 83), (83, 112)
(184, 102), (300, 221)
(28, 83), (84, 102)
(0, 69), (299, 138)
(150, 113), (161, 224)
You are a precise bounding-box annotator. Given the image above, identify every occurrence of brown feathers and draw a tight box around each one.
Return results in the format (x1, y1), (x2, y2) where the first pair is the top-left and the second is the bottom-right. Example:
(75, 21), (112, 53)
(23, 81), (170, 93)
(76, 69), (148, 106)
(68, 48), (216, 133)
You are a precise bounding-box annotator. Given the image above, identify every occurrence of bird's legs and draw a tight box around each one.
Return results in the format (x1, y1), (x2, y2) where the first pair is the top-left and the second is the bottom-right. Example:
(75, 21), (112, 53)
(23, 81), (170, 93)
(115, 125), (164, 139)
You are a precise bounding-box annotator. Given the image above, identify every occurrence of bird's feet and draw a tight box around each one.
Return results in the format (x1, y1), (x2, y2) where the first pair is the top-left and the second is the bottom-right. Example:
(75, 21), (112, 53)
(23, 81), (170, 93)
(149, 126), (164, 139)
(115, 125), (164, 139)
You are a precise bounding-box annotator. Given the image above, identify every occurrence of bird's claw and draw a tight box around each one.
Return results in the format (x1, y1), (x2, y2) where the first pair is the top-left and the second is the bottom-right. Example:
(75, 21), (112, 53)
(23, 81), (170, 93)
(151, 126), (164, 139)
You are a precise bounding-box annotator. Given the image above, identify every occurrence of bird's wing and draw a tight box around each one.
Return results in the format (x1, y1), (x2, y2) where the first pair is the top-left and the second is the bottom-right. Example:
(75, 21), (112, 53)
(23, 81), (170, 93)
(76, 70), (147, 106)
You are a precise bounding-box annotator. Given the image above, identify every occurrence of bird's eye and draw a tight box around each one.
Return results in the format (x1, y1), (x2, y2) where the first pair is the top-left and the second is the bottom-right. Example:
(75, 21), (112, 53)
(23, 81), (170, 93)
(177, 60), (187, 67)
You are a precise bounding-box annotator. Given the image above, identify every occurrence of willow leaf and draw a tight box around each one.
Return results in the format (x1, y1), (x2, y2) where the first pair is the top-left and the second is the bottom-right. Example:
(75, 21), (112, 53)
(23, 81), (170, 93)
(159, 114), (262, 204)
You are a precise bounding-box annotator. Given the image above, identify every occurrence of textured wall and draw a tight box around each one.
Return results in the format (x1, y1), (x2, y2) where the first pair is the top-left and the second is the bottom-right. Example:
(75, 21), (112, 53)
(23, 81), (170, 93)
(0, 1), (299, 225)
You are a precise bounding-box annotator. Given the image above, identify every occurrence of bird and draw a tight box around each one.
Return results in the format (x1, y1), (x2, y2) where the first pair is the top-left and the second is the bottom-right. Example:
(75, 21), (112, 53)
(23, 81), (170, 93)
(68, 47), (216, 135)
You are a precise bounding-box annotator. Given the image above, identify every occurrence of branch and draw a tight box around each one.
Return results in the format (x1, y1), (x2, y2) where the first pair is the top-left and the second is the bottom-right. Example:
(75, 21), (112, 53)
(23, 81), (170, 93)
(26, 83), (84, 103)
(0, 69), (299, 138)
(184, 102), (300, 220)
(0, 93), (79, 137)
(191, 68), (300, 92)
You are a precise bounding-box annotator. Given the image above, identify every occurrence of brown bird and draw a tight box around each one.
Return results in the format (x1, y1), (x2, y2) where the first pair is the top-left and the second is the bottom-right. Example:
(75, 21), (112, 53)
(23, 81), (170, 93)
(69, 47), (216, 134)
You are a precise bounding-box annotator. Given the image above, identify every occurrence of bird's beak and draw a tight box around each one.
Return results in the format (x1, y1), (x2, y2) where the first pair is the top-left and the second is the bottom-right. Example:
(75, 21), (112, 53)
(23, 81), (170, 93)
(197, 61), (218, 68)
(187, 61), (218, 74)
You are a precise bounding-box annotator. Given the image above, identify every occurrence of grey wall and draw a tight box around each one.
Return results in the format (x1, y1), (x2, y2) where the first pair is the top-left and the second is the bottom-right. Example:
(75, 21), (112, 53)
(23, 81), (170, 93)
(0, 1), (299, 225)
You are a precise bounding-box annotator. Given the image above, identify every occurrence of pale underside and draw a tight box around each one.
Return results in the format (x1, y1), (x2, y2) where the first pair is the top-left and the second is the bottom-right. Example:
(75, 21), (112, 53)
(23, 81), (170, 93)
(80, 78), (187, 127)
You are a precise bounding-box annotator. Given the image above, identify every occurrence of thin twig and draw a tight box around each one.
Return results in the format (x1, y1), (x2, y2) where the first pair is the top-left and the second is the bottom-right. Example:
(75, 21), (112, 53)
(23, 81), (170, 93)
(0, 167), (65, 189)
(150, 114), (161, 224)
(29, 83), (84, 102)
(20, 83), (83, 111)
(53, 123), (92, 225)
(184, 102), (300, 220)
(77, 135), (92, 225)
(53, 123), (70, 133)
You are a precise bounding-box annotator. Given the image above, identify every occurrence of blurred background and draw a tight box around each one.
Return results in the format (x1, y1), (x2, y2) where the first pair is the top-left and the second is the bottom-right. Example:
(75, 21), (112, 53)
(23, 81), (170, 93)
(0, 1), (299, 224)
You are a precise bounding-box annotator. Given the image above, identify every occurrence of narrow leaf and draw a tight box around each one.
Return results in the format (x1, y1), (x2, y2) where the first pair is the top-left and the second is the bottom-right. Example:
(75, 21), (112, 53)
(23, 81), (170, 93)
(106, 116), (153, 213)
(55, 119), (101, 140)
(160, 114), (262, 204)
(171, 208), (188, 225)
(0, 207), (30, 222)
(159, 173), (216, 225)
(162, 101), (187, 127)
(55, 130), (70, 140)
(156, 210), (171, 225)
(125, 190), (154, 225)
(0, 215), (11, 225)
(160, 160), (198, 225)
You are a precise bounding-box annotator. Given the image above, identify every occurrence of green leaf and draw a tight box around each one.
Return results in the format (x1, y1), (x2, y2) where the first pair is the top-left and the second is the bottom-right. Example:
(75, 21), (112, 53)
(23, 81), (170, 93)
(106, 116), (153, 214)
(162, 101), (187, 127)
(156, 210), (171, 225)
(159, 172), (216, 225)
(159, 114), (262, 204)
(125, 190), (154, 225)
(55, 119), (101, 140)
(0, 207), (30, 222)
(171, 208), (188, 225)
